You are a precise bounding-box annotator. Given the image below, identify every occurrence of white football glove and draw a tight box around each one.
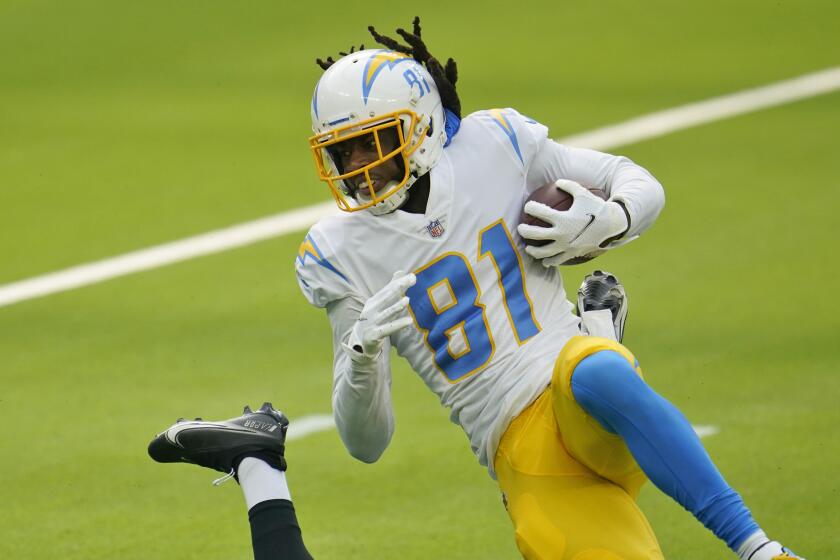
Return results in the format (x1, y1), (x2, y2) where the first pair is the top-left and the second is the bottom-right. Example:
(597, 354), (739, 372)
(517, 179), (630, 267)
(344, 271), (417, 361)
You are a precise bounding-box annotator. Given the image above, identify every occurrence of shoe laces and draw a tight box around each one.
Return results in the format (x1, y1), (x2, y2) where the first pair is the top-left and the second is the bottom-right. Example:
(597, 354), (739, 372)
(212, 468), (236, 486)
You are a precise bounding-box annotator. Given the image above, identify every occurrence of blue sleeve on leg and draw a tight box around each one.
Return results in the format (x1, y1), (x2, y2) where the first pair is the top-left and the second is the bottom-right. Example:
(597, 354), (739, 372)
(571, 350), (759, 551)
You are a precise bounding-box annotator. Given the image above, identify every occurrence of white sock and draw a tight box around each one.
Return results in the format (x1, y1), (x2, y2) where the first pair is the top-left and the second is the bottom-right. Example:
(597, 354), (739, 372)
(580, 309), (617, 341)
(737, 530), (790, 560)
(237, 457), (291, 511)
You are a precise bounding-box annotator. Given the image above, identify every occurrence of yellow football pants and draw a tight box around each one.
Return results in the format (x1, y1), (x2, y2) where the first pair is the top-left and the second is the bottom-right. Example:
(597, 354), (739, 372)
(495, 336), (664, 560)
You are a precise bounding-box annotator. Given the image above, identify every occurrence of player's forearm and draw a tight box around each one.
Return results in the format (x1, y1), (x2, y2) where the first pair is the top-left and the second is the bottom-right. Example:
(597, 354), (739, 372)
(332, 357), (395, 463)
(606, 159), (665, 241)
(527, 141), (665, 243)
(325, 296), (397, 461)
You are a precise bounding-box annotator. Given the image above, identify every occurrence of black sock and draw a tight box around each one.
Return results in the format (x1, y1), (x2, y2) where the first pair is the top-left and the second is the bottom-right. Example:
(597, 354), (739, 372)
(248, 499), (313, 560)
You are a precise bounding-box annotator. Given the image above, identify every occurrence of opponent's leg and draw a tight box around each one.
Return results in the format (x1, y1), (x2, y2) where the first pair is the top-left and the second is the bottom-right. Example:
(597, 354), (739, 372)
(148, 403), (313, 560)
(555, 337), (802, 560)
(496, 390), (664, 560)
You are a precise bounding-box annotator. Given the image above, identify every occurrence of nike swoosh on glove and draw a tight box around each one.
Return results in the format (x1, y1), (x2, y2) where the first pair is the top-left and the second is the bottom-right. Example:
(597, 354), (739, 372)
(517, 179), (629, 267)
(344, 271), (417, 362)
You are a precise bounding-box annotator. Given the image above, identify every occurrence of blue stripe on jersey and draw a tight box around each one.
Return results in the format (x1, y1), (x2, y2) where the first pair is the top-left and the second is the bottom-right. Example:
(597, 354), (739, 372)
(297, 235), (347, 281)
(488, 109), (524, 164)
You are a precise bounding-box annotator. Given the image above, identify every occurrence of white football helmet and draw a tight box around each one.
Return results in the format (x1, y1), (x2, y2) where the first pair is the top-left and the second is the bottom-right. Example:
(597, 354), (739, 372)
(309, 49), (446, 215)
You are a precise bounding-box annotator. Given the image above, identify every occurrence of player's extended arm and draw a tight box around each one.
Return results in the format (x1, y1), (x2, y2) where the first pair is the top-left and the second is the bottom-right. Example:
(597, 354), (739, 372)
(520, 142), (665, 265)
(326, 272), (416, 463)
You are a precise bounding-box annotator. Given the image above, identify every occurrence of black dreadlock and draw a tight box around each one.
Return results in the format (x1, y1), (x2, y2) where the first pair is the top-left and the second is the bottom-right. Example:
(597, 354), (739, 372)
(314, 17), (461, 118)
(315, 44), (365, 71)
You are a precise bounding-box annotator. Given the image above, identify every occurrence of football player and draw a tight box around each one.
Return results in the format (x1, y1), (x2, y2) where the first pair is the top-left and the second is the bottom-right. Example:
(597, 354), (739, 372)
(296, 18), (803, 560)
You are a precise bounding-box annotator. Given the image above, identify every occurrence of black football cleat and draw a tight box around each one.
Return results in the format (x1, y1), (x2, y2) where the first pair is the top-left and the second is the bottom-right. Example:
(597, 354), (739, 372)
(148, 402), (288, 478)
(577, 270), (628, 343)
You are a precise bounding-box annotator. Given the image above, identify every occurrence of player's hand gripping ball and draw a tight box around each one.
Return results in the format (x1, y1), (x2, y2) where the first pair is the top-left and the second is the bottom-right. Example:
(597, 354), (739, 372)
(519, 182), (609, 241)
(518, 180), (623, 266)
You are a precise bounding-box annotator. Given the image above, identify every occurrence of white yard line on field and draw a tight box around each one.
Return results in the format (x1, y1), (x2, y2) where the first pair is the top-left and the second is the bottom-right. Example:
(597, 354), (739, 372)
(562, 66), (840, 150)
(692, 424), (720, 439)
(2, 65), (840, 309)
(286, 414), (336, 441)
(0, 202), (338, 308)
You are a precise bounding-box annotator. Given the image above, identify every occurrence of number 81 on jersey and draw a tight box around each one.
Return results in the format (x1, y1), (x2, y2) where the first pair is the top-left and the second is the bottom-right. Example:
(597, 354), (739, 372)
(406, 220), (541, 382)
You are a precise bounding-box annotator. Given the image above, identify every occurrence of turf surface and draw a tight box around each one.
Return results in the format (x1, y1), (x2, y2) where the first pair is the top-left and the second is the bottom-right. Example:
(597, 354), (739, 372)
(1, 1), (838, 558)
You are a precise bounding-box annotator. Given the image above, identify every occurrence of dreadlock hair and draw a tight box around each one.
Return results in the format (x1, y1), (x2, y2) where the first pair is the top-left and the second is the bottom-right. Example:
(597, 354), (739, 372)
(314, 17), (461, 118)
(315, 44), (365, 72)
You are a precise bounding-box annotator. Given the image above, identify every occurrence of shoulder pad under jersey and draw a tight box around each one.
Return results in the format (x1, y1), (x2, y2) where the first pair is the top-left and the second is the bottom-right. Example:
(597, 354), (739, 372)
(464, 108), (549, 169)
(295, 226), (355, 308)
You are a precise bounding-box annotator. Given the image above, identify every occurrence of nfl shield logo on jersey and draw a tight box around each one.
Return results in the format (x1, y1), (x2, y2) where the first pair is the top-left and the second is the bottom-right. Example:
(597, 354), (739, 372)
(425, 219), (445, 238)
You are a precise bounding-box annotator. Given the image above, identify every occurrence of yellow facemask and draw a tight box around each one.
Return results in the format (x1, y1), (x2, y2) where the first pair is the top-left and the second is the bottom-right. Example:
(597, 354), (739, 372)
(309, 110), (427, 212)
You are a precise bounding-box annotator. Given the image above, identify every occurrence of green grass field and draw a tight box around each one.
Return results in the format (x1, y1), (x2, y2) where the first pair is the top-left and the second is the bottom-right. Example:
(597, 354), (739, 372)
(2, 1), (839, 558)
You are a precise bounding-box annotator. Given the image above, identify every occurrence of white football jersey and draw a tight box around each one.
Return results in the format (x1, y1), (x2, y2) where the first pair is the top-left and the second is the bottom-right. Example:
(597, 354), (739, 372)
(296, 108), (664, 473)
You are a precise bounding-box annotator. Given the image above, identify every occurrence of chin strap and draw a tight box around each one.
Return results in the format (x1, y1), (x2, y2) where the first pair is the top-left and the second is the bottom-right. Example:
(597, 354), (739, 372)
(364, 107), (455, 216)
(366, 179), (412, 215)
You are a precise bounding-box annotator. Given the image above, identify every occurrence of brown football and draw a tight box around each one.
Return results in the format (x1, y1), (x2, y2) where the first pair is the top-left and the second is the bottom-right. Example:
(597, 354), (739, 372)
(519, 182), (608, 265)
